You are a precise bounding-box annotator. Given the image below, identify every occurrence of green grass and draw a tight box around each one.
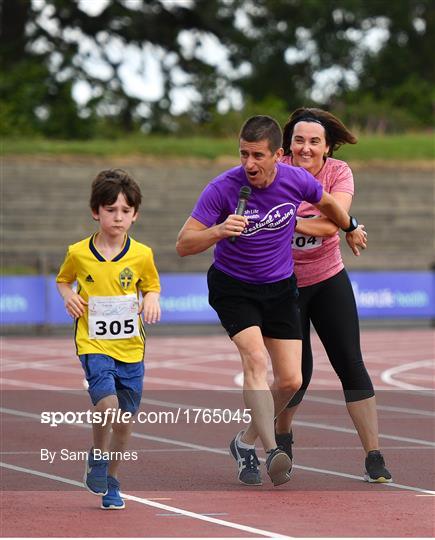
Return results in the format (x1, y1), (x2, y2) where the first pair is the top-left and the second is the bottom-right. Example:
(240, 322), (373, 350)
(1, 265), (39, 275)
(2, 132), (434, 161)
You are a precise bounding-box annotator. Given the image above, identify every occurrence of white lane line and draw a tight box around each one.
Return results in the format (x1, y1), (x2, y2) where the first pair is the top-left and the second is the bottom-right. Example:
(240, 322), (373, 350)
(303, 395), (435, 417)
(234, 372), (435, 416)
(294, 420), (435, 447)
(381, 360), (434, 391)
(0, 378), (71, 391)
(0, 375), (233, 392)
(139, 399), (435, 446)
(143, 376), (233, 391)
(0, 462), (290, 539)
(292, 464), (435, 495)
(1, 406), (434, 495)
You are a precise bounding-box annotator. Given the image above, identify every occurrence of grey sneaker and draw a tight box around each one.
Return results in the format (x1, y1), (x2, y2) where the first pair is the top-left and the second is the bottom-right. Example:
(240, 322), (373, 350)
(266, 447), (292, 486)
(364, 450), (392, 483)
(229, 431), (262, 485)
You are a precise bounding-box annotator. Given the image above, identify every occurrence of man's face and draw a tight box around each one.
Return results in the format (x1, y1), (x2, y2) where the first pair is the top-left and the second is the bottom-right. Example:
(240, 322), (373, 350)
(239, 138), (283, 189)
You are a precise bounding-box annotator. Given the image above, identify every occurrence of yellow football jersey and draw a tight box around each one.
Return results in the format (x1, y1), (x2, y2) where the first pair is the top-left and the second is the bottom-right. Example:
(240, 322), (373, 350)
(56, 233), (160, 362)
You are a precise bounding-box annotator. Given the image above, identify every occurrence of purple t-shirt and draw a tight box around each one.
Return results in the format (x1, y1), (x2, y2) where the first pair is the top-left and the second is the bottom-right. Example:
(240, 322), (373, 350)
(191, 162), (323, 283)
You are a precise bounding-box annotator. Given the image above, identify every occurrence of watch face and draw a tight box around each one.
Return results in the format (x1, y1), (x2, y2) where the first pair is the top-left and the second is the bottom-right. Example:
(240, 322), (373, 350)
(351, 217), (358, 229)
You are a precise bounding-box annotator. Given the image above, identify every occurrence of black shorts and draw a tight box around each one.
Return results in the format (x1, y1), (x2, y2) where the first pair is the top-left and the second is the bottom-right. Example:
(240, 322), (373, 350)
(207, 265), (302, 340)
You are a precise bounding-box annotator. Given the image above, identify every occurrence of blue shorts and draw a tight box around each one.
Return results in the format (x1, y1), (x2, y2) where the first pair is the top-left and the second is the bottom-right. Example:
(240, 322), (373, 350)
(79, 354), (144, 415)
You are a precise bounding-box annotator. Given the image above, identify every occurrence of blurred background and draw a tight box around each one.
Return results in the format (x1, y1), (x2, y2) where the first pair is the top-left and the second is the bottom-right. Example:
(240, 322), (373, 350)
(1, 0), (434, 331)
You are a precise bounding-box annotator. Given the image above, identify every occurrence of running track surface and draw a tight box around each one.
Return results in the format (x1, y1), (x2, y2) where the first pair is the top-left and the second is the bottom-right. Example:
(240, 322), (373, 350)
(1, 329), (434, 538)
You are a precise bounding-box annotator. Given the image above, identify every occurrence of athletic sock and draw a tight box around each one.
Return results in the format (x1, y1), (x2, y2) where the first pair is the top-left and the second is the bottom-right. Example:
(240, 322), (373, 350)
(237, 434), (255, 450)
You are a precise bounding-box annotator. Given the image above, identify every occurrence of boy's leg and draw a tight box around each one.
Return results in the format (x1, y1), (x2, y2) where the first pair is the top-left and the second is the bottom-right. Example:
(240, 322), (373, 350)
(101, 419), (133, 510)
(92, 395), (119, 453)
(100, 361), (143, 509)
(80, 354), (119, 495)
(107, 420), (134, 479)
(84, 395), (118, 495)
(103, 360), (144, 484)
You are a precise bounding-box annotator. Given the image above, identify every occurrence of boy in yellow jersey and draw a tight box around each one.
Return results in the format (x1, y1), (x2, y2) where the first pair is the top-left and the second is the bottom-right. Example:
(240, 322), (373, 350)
(57, 169), (161, 510)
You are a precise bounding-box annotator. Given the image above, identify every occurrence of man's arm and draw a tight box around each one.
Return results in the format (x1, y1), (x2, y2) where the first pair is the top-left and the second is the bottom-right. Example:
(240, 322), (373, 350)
(297, 191), (368, 254)
(176, 215), (248, 257)
(296, 192), (352, 237)
(313, 191), (355, 231)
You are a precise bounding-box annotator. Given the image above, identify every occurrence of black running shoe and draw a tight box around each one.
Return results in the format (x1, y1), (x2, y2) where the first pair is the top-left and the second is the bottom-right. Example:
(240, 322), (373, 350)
(266, 447), (292, 486)
(275, 431), (293, 461)
(364, 450), (392, 483)
(229, 431), (262, 485)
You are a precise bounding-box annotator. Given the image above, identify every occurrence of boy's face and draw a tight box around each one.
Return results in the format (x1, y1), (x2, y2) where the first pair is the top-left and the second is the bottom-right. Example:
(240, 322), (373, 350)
(92, 192), (137, 237)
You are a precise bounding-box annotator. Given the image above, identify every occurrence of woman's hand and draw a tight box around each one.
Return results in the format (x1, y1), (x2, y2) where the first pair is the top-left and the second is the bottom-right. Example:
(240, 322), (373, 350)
(346, 224), (368, 256)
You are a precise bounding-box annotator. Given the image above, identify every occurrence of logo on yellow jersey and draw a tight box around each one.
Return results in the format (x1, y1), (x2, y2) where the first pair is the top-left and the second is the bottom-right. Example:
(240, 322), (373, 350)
(119, 267), (133, 289)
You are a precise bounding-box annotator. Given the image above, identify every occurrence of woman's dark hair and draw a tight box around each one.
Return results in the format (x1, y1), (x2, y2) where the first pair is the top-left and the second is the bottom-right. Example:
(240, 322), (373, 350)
(90, 169), (142, 213)
(239, 115), (283, 152)
(282, 107), (357, 157)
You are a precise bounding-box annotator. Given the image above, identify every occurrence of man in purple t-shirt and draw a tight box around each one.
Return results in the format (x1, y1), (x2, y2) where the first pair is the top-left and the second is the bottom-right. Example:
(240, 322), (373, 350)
(176, 115), (359, 487)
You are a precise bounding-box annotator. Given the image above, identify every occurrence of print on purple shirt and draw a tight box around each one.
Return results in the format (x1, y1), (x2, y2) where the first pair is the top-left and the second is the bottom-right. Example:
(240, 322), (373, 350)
(191, 162), (323, 283)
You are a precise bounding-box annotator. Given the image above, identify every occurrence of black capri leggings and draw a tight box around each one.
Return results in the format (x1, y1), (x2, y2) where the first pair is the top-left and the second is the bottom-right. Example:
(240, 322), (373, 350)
(288, 268), (374, 406)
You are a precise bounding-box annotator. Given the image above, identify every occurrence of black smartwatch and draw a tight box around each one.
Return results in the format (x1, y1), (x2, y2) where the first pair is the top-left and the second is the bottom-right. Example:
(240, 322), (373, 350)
(342, 216), (358, 232)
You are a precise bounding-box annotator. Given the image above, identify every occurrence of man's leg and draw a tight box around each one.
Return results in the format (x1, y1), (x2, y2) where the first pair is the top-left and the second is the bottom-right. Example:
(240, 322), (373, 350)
(232, 326), (277, 452)
(243, 337), (302, 444)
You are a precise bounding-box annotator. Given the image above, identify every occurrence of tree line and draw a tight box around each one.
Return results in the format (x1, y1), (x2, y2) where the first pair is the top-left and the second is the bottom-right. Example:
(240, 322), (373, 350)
(1, 0), (433, 139)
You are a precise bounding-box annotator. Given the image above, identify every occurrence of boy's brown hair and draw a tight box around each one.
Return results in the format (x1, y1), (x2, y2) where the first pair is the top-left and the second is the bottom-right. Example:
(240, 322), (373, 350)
(90, 169), (142, 213)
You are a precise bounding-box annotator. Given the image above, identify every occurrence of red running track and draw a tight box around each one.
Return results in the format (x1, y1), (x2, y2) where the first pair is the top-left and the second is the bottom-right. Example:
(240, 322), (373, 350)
(1, 329), (434, 537)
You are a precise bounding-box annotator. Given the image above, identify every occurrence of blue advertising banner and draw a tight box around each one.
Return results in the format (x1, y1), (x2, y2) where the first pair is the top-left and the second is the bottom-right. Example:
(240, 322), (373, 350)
(46, 277), (73, 325)
(0, 276), (46, 324)
(159, 274), (218, 323)
(350, 271), (434, 318)
(1, 271), (433, 325)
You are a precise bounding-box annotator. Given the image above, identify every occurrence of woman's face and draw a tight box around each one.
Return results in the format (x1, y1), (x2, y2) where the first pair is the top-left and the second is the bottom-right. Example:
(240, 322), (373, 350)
(290, 121), (329, 175)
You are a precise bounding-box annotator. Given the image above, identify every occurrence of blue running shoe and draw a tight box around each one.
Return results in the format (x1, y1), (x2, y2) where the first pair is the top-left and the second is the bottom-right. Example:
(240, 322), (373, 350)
(101, 476), (125, 510)
(266, 447), (292, 486)
(229, 431), (262, 485)
(83, 448), (109, 495)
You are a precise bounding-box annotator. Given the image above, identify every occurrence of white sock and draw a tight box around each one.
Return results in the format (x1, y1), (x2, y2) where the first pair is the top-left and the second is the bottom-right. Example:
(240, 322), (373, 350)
(237, 433), (255, 450)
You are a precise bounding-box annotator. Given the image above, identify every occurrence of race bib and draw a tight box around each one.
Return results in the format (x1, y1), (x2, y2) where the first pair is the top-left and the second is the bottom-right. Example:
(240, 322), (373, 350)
(88, 295), (139, 340)
(292, 233), (322, 250)
(292, 215), (323, 250)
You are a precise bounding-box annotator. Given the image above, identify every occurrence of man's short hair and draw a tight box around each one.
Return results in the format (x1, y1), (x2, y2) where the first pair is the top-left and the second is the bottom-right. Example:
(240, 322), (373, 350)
(90, 169), (142, 213)
(239, 115), (283, 153)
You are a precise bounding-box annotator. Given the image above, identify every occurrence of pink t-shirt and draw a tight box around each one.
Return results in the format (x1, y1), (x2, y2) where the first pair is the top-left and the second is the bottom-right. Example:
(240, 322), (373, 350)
(280, 156), (354, 287)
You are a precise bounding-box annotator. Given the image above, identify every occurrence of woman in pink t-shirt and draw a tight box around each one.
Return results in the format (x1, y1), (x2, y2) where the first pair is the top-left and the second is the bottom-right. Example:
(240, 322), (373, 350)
(275, 108), (392, 483)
